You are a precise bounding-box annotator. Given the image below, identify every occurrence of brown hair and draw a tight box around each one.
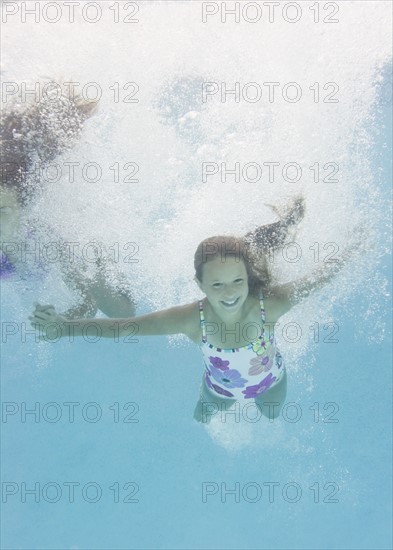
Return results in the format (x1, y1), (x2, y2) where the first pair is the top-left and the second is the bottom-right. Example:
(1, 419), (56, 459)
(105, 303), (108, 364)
(0, 81), (97, 205)
(194, 235), (277, 297)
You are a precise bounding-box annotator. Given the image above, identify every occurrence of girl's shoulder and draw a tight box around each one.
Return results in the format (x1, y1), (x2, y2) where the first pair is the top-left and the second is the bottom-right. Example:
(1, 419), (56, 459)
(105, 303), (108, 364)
(263, 291), (293, 323)
(179, 300), (203, 344)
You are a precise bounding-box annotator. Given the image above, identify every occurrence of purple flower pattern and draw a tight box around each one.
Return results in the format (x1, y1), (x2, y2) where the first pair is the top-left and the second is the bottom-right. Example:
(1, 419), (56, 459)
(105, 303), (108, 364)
(248, 352), (273, 376)
(242, 372), (278, 399)
(199, 296), (284, 400)
(208, 356), (230, 371)
(207, 356), (248, 389)
(204, 372), (235, 398)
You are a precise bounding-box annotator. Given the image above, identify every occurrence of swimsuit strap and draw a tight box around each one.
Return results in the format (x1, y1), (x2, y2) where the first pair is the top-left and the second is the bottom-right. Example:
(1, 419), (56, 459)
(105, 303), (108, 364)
(259, 292), (266, 323)
(198, 300), (207, 343)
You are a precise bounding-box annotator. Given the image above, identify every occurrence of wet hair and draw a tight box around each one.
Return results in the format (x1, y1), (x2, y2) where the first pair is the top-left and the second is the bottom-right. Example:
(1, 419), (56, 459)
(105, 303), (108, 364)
(194, 235), (275, 297)
(0, 81), (97, 205)
(244, 195), (305, 251)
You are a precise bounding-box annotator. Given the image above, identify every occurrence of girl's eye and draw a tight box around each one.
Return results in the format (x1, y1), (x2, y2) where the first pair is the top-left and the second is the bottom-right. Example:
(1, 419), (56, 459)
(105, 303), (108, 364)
(212, 283), (222, 288)
(235, 279), (243, 283)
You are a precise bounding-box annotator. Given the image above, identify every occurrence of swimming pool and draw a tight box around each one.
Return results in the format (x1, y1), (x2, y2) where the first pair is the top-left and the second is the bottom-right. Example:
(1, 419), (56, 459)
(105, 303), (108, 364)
(1, 2), (392, 549)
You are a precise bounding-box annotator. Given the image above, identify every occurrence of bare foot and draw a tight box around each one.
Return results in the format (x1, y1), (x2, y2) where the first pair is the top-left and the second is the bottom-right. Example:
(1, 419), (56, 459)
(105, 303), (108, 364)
(193, 399), (214, 424)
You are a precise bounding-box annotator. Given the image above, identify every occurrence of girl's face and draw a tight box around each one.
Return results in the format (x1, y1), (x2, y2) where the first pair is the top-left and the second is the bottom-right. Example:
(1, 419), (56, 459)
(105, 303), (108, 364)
(0, 186), (21, 242)
(196, 256), (250, 317)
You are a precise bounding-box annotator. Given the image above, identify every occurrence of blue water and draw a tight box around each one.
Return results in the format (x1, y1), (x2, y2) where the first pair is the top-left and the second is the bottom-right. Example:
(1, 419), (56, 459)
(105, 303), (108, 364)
(2, 264), (392, 549)
(1, 2), (392, 549)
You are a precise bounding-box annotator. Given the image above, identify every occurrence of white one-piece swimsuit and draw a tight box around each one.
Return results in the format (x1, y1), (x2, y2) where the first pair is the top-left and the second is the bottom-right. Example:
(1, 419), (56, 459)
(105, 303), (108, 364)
(198, 294), (285, 400)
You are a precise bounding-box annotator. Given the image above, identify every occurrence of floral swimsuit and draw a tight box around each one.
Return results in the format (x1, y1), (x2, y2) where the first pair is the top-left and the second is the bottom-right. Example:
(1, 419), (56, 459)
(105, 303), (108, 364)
(198, 295), (285, 400)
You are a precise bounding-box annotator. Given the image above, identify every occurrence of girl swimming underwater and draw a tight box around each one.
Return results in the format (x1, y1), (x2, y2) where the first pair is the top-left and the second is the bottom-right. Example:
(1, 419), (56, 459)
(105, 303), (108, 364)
(0, 81), (135, 318)
(30, 194), (363, 424)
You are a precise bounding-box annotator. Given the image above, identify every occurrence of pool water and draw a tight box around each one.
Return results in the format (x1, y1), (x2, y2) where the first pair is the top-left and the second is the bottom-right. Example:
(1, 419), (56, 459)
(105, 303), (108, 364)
(1, 1), (392, 549)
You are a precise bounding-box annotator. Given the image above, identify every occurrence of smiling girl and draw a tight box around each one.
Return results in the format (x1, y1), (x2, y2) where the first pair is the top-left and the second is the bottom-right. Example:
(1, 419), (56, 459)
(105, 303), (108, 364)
(30, 195), (362, 425)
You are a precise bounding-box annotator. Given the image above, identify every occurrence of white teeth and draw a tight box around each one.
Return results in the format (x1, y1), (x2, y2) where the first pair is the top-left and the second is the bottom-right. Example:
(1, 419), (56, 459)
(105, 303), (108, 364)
(222, 298), (238, 306)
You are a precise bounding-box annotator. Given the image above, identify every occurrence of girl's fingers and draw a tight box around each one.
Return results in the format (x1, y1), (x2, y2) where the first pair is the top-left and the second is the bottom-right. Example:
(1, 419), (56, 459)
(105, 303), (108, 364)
(35, 304), (55, 311)
(29, 316), (46, 322)
(31, 312), (48, 320)
(30, 313), (53, 322)
(33, 302), (53, 309)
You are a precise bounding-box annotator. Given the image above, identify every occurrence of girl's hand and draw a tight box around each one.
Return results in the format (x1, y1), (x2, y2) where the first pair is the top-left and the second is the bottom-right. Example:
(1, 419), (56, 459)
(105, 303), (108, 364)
(29, 303), (67, 340)
(335, 224), (368, 264)
(265, 193), (305, 223)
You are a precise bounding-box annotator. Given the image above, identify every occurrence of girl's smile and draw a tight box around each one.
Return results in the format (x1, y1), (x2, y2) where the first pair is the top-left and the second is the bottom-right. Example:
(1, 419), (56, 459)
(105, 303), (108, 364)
(195, 256), (250, 323)
(221, 297), (240, 308)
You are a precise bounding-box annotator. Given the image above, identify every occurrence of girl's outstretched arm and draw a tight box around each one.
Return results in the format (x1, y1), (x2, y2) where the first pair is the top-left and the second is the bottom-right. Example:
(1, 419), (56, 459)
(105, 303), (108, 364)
(60, 261), (135, 319)
(267, 228), (366, 317)
(29, 302), (195, 341)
